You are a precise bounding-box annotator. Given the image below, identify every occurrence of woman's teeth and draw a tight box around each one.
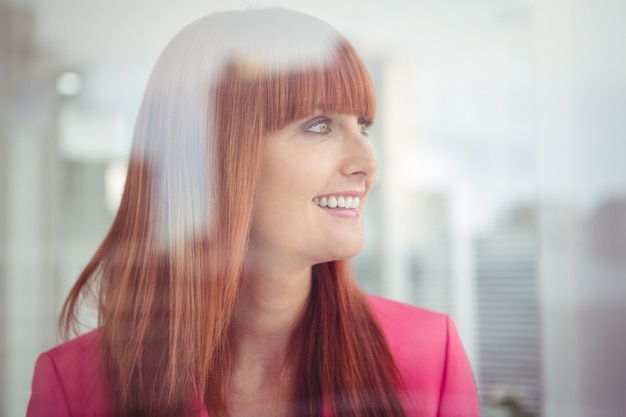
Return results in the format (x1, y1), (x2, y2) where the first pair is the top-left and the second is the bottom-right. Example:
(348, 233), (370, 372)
(313, 196), (360, 209)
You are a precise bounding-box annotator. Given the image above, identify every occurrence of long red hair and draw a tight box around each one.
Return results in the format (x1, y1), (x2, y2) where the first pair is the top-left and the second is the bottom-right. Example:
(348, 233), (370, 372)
(61, 9), (409, 417)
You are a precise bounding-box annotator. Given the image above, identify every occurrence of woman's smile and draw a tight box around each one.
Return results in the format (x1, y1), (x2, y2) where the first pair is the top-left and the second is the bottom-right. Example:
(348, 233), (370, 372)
(312, 191), (363, 218)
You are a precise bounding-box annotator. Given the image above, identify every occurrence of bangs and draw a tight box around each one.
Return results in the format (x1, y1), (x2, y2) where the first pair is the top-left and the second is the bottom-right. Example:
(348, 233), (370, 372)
(221, 41), (376, 134)
(264, 42), (376, 132)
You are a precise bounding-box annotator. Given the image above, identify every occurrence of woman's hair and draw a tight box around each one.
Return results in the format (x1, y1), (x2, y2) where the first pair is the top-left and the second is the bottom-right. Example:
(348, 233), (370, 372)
(61, 9), (409, 417)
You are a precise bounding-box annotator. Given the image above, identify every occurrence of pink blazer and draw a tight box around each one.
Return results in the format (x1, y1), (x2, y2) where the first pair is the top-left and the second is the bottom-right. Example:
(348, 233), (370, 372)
(27, 296), (480, 417)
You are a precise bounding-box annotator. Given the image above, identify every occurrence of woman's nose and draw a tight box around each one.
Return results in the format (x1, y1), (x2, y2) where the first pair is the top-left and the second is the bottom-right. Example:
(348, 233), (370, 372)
(341, 126), (378, 180)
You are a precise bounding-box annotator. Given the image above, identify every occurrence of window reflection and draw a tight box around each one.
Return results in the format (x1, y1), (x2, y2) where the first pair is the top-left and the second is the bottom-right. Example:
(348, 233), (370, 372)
(3, 1), (626, 416)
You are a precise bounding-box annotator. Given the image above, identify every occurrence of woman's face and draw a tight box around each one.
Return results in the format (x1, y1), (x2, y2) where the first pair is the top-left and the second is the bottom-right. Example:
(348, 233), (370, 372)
(246, 113), (378, 270)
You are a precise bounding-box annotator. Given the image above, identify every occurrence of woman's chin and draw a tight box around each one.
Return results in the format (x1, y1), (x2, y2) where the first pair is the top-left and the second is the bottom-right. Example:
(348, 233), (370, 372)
(321, 239), (365, 263)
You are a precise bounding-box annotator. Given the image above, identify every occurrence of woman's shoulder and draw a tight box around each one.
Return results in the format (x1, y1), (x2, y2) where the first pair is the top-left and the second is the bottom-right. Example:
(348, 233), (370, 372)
(366, 296), (451, 380)
(27, 330), (112, 417)
(45, 329), (100, 358)
(366, 294), (451, 372)
(42, 330), (103, 381)
(366, 294), (447, 319)
(32, 330), (100, 379)
(365, 295), (480, 416)
(366, 294), (449, 340)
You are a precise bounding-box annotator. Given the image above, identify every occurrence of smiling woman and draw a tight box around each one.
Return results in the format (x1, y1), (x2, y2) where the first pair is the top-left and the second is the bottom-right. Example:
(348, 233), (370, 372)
(250, 113), (377, 268)
(25, 8), (479, 417)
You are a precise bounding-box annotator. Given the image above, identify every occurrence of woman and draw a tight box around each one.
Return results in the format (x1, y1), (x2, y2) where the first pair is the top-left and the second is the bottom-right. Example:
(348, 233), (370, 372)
(27, 9), (480, 417)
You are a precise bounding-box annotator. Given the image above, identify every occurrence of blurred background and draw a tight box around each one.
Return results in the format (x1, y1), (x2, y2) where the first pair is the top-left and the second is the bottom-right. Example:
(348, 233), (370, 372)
(1, 0), (625, 416)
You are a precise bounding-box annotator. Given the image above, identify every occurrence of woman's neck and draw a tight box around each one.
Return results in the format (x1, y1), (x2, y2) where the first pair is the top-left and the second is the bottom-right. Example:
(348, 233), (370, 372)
(232, 262), (312, 369)
(217, 263), (311, 417)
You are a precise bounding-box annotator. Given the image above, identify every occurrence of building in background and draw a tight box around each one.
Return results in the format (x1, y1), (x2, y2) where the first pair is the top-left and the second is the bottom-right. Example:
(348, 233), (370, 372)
(475, 205), (541, 416)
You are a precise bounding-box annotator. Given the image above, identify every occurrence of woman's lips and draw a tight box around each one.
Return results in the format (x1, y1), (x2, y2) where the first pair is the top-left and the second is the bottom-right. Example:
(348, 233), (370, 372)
(317, 205), (360, 218)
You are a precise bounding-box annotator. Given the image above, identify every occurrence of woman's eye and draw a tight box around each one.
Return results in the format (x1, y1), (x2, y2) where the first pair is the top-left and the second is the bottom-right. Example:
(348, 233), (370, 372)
(359, 123), (371, 137)
(306, 120), (332, 134)
(359, 120), (373, 137)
